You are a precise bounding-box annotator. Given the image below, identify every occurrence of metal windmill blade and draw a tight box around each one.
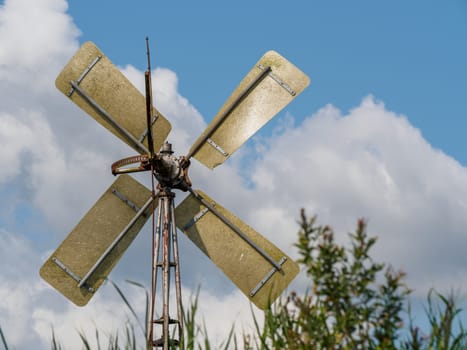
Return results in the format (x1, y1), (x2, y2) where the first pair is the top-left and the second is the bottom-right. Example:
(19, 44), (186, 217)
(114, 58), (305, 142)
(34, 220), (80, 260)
(175, 189), (299, 310)
(55, 41), (171, 154)
(40, 39), (310, 349)
(187, 50), (310, 169)
(40, 174), (155, 306)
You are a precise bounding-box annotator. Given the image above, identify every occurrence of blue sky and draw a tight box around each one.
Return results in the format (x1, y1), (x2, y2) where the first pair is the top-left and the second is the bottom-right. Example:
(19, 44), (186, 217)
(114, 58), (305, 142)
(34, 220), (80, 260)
(1, 0), (467, 348)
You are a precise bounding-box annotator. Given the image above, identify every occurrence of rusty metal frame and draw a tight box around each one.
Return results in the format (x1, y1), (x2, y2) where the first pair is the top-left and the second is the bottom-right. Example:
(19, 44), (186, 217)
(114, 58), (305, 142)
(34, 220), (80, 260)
(148, 190), (183, 349)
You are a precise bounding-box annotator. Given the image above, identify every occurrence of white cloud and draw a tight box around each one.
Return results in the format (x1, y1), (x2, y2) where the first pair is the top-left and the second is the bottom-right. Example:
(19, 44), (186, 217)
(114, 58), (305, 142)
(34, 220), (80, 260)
(8, 89), (465, 348)
(0, 228), (51, 347)
(32, 286), (148, 350)
(247, 95), (467, 295)
(0, 0), (79, 85)
(0, 106), (117, 232)
(0, 228), (150, 349)
(0, 112), (37, 183)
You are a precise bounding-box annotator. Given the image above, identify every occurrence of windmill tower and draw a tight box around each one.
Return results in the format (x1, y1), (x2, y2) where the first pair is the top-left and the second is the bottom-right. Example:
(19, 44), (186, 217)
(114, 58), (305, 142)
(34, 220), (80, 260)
(40, 39), (310, 349)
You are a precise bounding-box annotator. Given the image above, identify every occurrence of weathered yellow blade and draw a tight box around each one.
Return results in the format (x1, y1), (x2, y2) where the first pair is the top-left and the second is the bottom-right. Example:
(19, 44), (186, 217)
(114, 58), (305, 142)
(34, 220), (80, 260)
(40, 175), (155, 306)
(175, 189), (299, 309)
(188, 50), (310, 169)
(55, 41), (171, 154)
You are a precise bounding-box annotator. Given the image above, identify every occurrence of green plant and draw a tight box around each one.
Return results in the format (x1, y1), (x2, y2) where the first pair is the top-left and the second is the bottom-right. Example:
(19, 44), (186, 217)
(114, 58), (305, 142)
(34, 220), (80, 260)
(46, 212), (467, 349)
(2, 211), (465, 349)
(252, 210), (410, 349)
(401, 290), (467, 350)
(51, 326), (64, 350)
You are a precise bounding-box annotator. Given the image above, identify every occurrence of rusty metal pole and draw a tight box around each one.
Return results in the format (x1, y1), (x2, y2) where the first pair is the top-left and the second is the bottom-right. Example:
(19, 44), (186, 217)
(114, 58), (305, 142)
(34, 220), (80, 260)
(161, 193), (170, 350)
(149, 190), (182, 349)
(148, 193), (163, 348)
(170, 196), (184, 342)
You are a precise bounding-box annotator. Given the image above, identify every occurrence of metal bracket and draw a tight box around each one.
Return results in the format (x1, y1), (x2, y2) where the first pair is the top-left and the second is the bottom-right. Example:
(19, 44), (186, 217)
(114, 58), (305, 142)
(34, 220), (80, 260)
(112, 188), (141, 212)
(183, 204), (214, 230)
(52, 257), (95, 293)
(67, 55), (102, 97)
(249, 256), (287, 297)
(206, 138), (229, 157)
(257, 64), (296, 96)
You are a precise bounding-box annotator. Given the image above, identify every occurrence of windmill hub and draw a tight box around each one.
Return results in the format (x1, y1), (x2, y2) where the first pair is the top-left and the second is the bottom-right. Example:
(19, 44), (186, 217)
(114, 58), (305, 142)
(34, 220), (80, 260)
(152, 144), (191, 191)
(110, 142), (192, 191)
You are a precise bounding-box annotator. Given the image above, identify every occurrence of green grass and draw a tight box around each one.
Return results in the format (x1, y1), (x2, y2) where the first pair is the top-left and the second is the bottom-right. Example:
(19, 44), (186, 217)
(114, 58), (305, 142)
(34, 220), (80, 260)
(2, 282), (467, 349)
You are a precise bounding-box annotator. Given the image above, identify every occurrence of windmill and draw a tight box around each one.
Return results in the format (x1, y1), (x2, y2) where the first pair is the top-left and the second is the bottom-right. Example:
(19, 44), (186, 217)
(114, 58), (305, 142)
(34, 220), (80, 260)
(40, 39), (310, 349)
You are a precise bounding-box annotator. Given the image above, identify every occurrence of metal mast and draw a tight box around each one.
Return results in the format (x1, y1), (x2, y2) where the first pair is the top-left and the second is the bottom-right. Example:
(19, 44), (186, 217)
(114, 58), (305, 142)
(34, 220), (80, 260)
(40, 37), (310, 350)
(147, 188), (183, 348)
(144, 38), (183, 349)
(110, 38), (187, 348)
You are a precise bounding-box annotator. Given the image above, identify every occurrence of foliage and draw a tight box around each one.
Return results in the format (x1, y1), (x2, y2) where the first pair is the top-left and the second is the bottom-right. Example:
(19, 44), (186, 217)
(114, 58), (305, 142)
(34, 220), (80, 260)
(249, 210), (410, 350)
(400, 289), (467, 350)
(180, 287), (236, 350)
